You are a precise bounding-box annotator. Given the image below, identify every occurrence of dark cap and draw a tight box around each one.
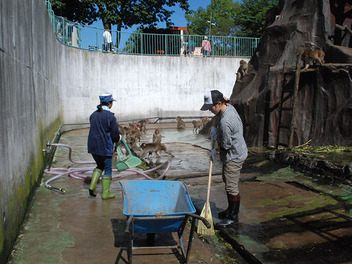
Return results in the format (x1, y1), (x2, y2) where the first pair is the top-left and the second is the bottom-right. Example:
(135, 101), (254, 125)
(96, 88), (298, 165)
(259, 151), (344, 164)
(200, 90), (224, 111)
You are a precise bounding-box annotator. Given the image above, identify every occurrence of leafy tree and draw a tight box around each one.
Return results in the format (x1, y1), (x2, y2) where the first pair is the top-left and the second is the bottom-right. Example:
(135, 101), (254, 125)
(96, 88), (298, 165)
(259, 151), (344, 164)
(234, 0), (279, 37)
(186, 0), (278, 37)
(185, 0), (241, 36)
(50, 0), (96, 24)
(50, 0), (189, 48)
(50, 0), (189, 31)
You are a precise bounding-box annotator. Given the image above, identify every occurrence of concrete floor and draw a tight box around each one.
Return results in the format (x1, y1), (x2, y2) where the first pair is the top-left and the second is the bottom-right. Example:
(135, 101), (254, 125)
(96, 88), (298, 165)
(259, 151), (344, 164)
(7, 123), (352, 264)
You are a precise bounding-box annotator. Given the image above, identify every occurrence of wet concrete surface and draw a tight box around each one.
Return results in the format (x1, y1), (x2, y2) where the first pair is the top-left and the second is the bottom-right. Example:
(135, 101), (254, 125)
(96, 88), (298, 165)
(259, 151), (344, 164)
(8, 123), (352, 264)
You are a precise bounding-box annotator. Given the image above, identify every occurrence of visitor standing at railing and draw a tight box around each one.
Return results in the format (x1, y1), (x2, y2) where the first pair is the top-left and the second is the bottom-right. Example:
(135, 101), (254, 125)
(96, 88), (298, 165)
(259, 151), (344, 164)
(202, 36), (212, 57)
(183, 39), (189, 56)
(56, 17), (63, 42)
(103, 25), (113, 52)
(189, 38), (196, 56)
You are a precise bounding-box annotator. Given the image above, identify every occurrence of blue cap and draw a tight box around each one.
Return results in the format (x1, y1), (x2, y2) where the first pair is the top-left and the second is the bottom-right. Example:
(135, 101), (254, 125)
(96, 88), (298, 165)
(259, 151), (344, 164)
(99, 93), (116, 102)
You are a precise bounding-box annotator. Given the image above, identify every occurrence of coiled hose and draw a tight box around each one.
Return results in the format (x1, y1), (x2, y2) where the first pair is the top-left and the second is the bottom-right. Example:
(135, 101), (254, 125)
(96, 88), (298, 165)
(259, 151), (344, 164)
(44, 143), (171, 193)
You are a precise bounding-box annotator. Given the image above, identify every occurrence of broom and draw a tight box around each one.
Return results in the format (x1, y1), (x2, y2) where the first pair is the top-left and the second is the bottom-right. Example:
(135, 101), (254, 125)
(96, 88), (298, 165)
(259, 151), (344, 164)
(197, 159), (215, 236)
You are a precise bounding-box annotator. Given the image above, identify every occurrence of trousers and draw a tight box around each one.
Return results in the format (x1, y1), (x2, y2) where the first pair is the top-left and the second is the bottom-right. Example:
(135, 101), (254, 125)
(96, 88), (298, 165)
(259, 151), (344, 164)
(222, 160), (243, 196)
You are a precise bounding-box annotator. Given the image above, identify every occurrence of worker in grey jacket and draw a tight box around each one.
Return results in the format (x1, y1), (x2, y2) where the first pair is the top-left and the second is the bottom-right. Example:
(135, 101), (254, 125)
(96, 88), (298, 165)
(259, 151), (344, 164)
(201, 90), (248, 228)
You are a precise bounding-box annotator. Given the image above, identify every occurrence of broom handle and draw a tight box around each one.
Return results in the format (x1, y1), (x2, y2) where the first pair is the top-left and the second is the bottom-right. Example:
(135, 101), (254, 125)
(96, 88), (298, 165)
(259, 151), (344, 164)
(206, 160), (213, 203)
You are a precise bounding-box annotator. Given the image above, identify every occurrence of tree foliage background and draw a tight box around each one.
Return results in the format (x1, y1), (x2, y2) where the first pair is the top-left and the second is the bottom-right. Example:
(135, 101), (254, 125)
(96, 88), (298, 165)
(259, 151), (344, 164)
(50, 0), (278, 37)
(186, 0), (278, 37)
(50, 0), (189, 31)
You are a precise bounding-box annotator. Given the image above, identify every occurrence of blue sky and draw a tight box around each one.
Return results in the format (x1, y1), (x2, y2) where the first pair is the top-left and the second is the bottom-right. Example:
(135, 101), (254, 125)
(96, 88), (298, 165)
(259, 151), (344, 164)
(167, 0), (211, 27)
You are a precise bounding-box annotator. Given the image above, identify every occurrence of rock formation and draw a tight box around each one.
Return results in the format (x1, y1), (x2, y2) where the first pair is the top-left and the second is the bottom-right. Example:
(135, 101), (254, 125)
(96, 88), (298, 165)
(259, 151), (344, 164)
(231, 0), (352, 147)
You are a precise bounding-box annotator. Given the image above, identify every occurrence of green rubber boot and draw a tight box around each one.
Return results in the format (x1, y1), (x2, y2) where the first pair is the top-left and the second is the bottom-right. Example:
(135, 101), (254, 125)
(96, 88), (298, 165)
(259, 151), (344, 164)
(89, 168), (102, 197)
(102, 175), (115, 200)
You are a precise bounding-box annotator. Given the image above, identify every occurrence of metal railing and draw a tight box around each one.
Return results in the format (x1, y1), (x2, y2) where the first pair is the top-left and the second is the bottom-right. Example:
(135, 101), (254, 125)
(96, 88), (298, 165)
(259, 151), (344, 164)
(44, 0), (259, 58)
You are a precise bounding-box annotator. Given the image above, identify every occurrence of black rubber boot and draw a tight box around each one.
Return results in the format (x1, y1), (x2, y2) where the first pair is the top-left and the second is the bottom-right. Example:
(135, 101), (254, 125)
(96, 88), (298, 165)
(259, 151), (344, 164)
(215, 194), (240, 229)
(218, 193), (231, 219)
(218, 208), (228, 219)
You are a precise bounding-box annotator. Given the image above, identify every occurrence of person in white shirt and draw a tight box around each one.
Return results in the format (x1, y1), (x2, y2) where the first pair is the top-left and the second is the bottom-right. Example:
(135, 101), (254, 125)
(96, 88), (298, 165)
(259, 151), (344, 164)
(103, 25), (113, 52)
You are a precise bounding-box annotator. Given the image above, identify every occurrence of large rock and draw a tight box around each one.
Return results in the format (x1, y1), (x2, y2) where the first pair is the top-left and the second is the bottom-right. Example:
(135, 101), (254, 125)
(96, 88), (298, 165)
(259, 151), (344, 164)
(231, 0), (352, 147)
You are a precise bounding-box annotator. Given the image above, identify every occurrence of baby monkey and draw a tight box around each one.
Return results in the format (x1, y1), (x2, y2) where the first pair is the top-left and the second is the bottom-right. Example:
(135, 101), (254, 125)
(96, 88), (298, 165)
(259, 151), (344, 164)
(140, 143), (174, 158)
(152, 129), (162, 143)
(176, 116), (185, 129)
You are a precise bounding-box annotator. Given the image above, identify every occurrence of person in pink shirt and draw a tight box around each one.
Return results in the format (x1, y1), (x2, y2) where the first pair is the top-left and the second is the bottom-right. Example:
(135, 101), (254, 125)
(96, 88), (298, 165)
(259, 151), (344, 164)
(202, 36), (212, 57)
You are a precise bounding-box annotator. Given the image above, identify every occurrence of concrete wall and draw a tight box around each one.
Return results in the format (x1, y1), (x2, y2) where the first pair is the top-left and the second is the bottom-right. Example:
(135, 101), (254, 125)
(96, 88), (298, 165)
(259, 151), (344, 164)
(0, 1), (62, 262)
(60, 49), (245, 123)
(0, 0), (247, 262)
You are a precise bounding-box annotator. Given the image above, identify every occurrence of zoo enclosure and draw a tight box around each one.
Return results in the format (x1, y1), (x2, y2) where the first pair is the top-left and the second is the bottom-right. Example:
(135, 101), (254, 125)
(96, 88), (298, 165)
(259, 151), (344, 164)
(44, 0), (260, 58)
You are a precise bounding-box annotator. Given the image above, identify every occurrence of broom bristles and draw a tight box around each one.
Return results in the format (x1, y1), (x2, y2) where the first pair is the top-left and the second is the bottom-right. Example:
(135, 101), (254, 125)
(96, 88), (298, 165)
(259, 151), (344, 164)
(197, 202), (215, 236)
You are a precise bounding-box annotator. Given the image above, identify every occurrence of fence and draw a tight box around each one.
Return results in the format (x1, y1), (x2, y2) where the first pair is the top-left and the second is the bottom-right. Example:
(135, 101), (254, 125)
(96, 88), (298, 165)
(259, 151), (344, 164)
(44, 0), (259, 58)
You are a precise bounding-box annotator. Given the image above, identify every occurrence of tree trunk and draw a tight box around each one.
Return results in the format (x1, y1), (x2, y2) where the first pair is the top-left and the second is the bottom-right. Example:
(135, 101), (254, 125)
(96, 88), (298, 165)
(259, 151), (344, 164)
(230, 0), (352, 147)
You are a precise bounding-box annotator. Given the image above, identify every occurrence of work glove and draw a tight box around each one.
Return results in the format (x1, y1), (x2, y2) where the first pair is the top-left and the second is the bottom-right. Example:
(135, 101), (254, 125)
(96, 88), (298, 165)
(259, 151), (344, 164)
(210, 126), (217, 142)
(210, 148), (218, 161)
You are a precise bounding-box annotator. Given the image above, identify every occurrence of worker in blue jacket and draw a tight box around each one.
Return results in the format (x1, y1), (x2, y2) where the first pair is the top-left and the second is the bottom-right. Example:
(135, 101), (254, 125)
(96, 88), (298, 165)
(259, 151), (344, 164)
(88, 93), (120, 199)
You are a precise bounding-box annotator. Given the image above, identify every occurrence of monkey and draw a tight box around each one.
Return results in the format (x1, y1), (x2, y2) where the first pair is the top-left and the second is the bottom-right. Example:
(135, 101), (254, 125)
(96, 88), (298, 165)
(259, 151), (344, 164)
(126, 130), (142, 147)
(201, 117), (210, 126)
(299, 47), (325, 69)
(121, 125), (137, 137)
(236, 60), (248, 81)
(192, 120), (203, 134)
(152, 129), (162, 143)
(140, 143), (174, 158)
(137, 119), (149, 133)
(114, 124), (127, 154)
(121, 122), (140, 137)
(127, 123), (139, 131)
(118, 124), (126, 137)
(176, 116), (185, 129)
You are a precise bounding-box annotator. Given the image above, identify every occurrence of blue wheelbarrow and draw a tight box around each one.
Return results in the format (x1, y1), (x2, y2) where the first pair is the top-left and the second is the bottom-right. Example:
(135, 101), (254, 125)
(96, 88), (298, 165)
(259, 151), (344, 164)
(120, 180), (210, 263)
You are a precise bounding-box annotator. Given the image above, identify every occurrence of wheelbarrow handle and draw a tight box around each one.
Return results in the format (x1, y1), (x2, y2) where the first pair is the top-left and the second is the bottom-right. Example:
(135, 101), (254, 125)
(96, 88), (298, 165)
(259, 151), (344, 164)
(186, 213), (211, 228)
(125, 215), (134, 233)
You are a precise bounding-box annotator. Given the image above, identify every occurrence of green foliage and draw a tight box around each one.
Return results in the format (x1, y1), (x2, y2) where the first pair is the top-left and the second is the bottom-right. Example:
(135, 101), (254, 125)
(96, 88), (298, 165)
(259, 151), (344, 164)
(186, 0), (241, 36)
(291, 145), (352, 163)
(234, 0), (279, 37)
(50, 0), (189, 31)
(292, 145), (352, 153)
(50, 0), (96, 24)
(186, 0), (278, 37)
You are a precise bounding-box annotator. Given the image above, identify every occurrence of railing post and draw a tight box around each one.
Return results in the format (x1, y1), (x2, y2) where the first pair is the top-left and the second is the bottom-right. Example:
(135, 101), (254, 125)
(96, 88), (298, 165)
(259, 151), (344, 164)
(96, 27), (99, 50)
(165, 34), (168, 55)
(140, 33), (143, 55)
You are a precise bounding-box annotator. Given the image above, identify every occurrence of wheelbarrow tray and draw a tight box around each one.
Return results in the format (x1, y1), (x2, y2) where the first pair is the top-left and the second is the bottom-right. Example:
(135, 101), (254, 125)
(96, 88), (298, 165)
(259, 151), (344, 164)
(120, 180), (196, 233)
(120, 180), (210, 263)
